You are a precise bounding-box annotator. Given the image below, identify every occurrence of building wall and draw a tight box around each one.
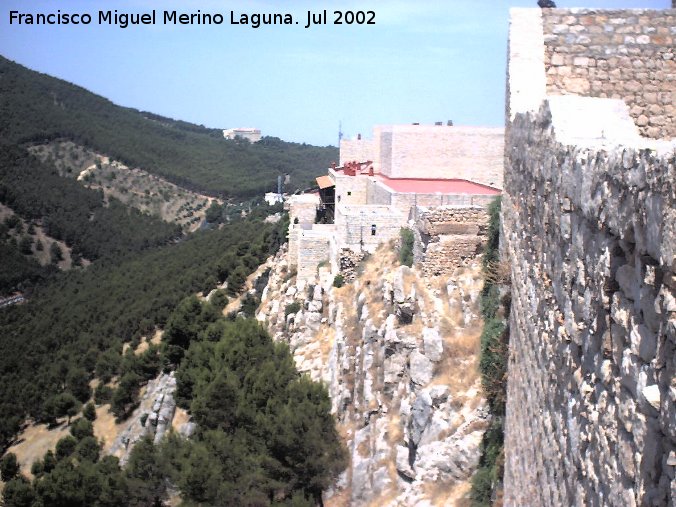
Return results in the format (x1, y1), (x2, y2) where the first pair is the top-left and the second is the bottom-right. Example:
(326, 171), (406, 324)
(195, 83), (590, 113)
(390, 192), (497, 219)
(340, 137), (375, 165)
(334, 204), (405, 253)
(222, 128), (262, 142)
(502, 96), (675, 505)
(541, 8), (676, 139)
(288, 194), (319, 226)
(504, 9), (676, 505)
(413, 206), (490, 277)
(333, 172), (370, 206)
(296, 228), (333, 281)
(366, 178), (392, 206)
(374, 125), (505, 189)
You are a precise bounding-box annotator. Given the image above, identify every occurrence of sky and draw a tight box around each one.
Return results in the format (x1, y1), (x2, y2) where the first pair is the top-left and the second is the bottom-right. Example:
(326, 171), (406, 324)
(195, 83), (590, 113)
(0, 0), (670, 146)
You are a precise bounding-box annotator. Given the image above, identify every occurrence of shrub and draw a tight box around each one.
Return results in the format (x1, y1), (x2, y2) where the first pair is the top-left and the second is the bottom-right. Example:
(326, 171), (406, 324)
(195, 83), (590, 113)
(399, 228), (414, 267)
(332, 274), (344, 288)
(94, 384), (113, 405)
(0, 452), (19, 481)
(83, 402), (96, 421)
(285, 301), (301, 317)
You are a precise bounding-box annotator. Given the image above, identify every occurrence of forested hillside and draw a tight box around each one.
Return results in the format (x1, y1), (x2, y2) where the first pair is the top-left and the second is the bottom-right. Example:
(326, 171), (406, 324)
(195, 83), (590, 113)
(1, 315), (345, 507)
(0, 55), (337, 197)
(0, 145), (181, 260)
(0, 209), (287, 450)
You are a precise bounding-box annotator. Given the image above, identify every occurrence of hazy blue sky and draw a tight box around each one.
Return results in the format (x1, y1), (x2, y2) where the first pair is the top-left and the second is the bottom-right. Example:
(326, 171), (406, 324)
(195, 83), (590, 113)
(0, 0), (669, 146)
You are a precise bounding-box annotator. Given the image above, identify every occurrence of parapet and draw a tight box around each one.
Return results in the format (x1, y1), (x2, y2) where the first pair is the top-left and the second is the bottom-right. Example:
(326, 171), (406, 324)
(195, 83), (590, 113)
(508, 7), (676, 140)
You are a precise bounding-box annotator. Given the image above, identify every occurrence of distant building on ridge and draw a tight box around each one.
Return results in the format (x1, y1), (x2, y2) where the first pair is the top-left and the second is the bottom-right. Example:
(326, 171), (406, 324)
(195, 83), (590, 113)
(223, 128), (262, 143)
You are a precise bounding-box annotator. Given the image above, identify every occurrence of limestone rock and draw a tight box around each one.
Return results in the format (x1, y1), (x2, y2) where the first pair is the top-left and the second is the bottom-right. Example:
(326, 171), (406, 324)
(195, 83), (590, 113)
(423, 327), (443, 362)
(410, 350), (434, 386)
(409, 391), (433, 446)
(641, 384), (661, 411)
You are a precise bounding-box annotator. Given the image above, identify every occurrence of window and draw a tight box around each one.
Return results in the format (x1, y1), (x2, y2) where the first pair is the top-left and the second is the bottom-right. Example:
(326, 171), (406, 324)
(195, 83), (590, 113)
(347, 191), (352, 196)
(371, 224), (376, 236)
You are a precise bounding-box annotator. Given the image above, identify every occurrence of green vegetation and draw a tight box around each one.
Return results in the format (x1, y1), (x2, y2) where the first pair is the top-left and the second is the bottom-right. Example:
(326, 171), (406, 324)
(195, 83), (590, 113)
(0, 210), (286, 449)
(0, 145), (181, 262)
(0, 56), (337, 198)
(171, 315), (347, 504)
(332, 273), (344, 288)
(471, 196), (509, 506)
(0, 241), (53, 295)
(399, 227), (414, 267)
(2, 308), (346, 507)
(284, 301), (301, 317)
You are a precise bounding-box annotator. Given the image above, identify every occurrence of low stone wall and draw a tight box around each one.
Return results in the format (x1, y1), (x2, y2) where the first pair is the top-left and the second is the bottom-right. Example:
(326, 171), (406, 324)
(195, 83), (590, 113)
(288, 194), (319, 226)
(334, 204), (405, 253)
(542, 8), (676, 139)
(413, 206), (489, 277)
(297, 228), (332, 281)
(503, 98), (675, 506)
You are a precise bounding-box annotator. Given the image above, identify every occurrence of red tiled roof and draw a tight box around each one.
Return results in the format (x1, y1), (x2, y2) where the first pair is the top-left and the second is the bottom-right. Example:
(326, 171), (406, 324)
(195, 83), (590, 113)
(376, 176), (500, 195)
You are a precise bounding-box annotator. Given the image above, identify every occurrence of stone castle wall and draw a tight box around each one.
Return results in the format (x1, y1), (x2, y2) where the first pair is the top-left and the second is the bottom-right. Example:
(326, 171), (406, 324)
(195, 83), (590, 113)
(541, 8), (676, 139)
(504, 7), (675, 506)
(413, 206), (490, 277)
(334, 204), (405, 253)
(375, 125), (505, 189)
(296, 227), (333, 281)
(340, 137), (375, 166)
(333, 172), (369, 206)
(503, 99), (675, 506)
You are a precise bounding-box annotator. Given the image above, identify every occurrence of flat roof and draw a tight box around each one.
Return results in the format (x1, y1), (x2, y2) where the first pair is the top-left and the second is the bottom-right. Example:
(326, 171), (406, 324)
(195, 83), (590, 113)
(376, 176), (501, 195)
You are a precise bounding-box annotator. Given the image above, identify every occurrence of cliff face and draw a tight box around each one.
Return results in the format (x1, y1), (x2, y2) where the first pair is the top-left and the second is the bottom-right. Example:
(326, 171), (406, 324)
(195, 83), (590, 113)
(257, 242), (489, 505)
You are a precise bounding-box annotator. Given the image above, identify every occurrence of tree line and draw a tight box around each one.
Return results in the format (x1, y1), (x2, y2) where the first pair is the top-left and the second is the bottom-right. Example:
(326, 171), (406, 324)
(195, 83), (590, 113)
(0, 56), (337, 198)
(0, 145), (182, 263)
(0, 208), (287, 451)
(2, 300), (346, 507)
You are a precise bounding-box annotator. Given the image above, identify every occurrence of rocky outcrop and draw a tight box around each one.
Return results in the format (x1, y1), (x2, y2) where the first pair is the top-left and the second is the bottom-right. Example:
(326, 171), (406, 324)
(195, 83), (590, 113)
(108, 372), (177, 465)
(258, 245), (489, 505)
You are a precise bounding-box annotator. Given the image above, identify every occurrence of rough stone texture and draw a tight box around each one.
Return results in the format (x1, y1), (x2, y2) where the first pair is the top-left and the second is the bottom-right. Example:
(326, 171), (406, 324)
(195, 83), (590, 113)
(295, 226), (333, 281)
(108, 372), (177, 466)
(257, 248), (489, 506)
(502, 97), (675, 506)
(334, 203), (405, 253)
(541, 8), (676, 139)
(413, 205), (491, 277)
(505, 12), (676, 503)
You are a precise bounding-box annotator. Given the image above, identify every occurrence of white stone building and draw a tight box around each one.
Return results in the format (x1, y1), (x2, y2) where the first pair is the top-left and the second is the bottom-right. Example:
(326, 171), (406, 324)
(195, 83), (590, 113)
(288, 124), (504, 280)
(222, 128), (262, 143)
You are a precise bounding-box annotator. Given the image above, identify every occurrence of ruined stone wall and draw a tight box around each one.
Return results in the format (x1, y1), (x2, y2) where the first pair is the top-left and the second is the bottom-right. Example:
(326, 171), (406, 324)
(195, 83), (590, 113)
(541, 8), (676, 139)
(413, 206), (489, 277)
(390, 192), (496, 218)
(288, 194), (319, 226)
(334, 204), (405, 252)
(296, 228), (332, 281)
(375, 125), (505, 189)
(503, 99), (675, 506)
